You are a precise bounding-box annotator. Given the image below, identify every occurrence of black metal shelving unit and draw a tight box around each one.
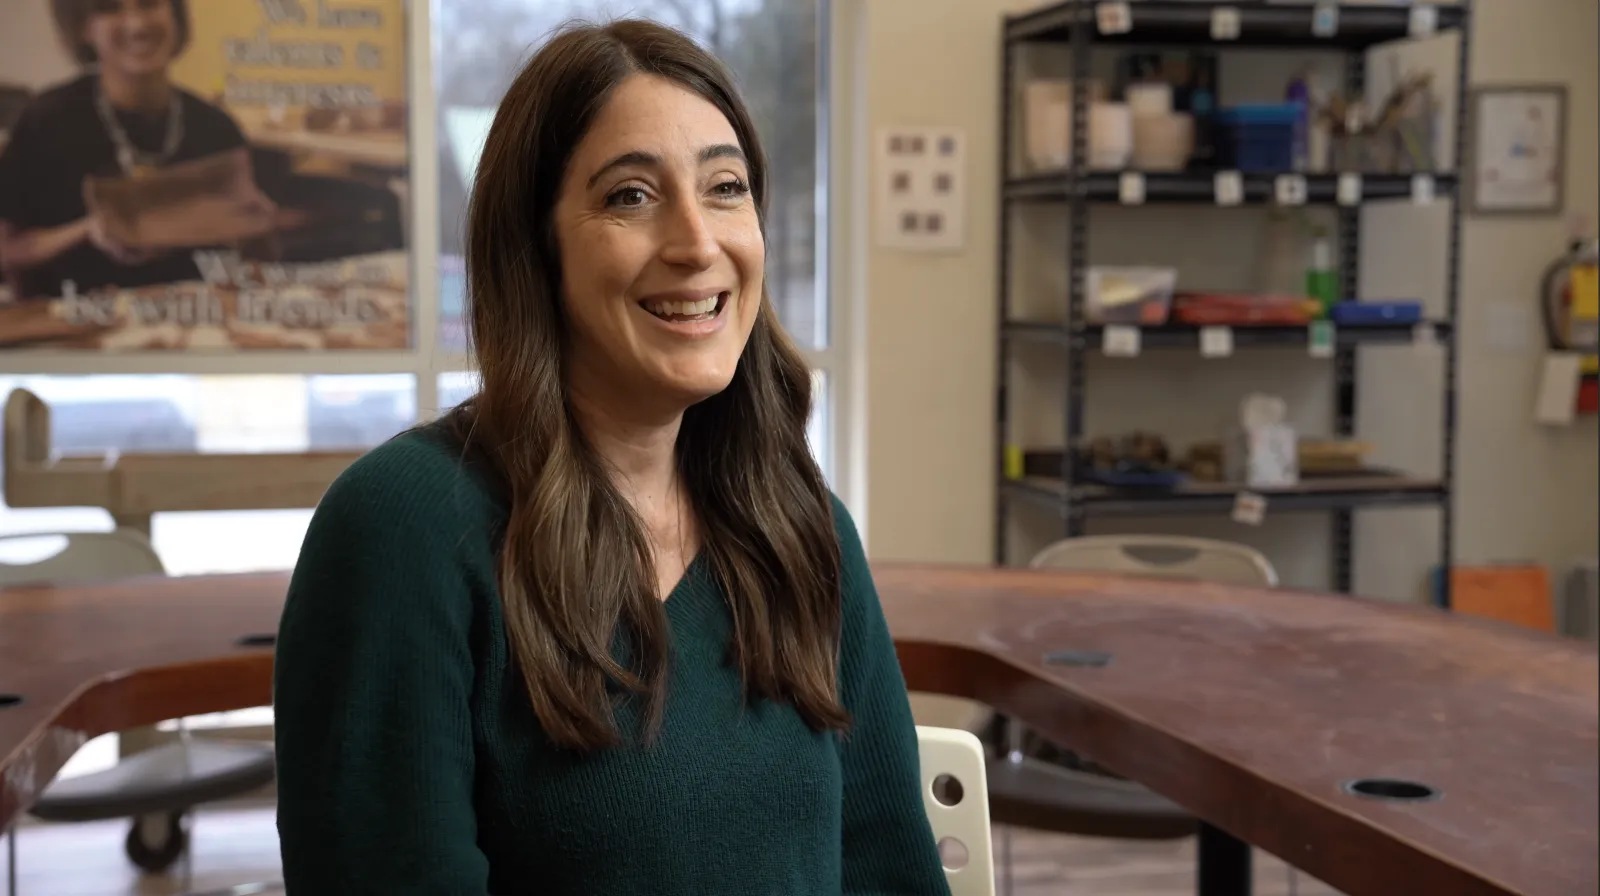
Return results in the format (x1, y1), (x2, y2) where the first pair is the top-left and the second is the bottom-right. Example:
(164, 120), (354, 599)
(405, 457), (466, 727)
(995, 1), (1470, 607)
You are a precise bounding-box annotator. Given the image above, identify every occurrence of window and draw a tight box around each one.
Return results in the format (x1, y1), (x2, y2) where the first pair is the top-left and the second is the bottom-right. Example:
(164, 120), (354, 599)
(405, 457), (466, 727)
(0, 374), (415, 575)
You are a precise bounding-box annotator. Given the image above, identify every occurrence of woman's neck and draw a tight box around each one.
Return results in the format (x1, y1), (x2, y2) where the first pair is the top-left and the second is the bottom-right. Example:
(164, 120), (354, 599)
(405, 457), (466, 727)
(99, 69), (172, 113)
(567, 384), (683, 528)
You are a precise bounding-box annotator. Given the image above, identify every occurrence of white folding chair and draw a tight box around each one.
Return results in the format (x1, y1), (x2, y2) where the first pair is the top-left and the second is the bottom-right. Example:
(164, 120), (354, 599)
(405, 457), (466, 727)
(1029, 534), (1279, 588)
(917, 725), (996, 896)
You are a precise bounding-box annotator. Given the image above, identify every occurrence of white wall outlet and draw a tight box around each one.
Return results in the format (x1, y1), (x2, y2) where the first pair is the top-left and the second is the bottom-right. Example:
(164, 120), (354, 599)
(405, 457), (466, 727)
(874, 126), (967, 253)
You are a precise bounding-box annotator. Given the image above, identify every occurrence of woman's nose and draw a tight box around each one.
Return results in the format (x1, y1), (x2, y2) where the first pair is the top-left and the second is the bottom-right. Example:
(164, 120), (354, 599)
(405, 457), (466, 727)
(657, 201), (719, 270)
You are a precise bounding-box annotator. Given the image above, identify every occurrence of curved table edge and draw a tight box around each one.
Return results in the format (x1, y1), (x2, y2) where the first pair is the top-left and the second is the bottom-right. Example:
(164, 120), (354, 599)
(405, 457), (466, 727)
(2, 651), (274, 829)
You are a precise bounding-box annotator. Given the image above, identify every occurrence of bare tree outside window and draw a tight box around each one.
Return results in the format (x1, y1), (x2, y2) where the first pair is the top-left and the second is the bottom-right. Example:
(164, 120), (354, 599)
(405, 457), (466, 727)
(434, 0), (825, 352)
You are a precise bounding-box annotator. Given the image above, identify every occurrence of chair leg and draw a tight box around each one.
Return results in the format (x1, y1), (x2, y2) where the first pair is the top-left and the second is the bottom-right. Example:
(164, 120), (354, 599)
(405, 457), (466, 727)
(998, 824), (1013, 896)
(999, 716), (1023, 896)
(6, 824), (16, 896)
(177, 719), (195, 892)
(179, 814), (195, 892)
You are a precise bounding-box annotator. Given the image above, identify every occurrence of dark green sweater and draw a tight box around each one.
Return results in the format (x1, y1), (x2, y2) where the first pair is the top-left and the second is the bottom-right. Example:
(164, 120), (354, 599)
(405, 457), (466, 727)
(273, 427), (952, 895)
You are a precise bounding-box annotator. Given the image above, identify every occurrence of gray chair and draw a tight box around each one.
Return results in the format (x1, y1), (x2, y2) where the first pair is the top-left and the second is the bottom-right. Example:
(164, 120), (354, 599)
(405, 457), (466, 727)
(987, 535), (1280, 895)
(0, 531), (279, 896)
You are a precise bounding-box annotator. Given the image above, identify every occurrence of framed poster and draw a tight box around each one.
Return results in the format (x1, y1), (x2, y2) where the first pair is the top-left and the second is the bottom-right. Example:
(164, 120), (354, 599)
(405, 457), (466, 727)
(0, 0), (412, 351)
(1467, 84), (1567, 217)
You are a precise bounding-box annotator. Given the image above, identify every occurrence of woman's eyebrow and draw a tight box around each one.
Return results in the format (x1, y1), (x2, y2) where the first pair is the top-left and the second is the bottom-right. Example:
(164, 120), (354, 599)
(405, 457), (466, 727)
(586, 144), (746, 188)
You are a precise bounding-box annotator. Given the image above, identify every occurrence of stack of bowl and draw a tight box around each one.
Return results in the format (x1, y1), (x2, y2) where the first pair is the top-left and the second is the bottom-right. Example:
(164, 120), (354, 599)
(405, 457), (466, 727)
(1126, 81), (1194, 172)
(1022, 79), (1132, 173)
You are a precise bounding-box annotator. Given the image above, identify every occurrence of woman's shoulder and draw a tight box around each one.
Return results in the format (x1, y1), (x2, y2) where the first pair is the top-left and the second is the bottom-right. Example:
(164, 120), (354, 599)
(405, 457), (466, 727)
(825, 492), (864, 557)
(11, 75), (95, 127)
(317, 420), (505, 538)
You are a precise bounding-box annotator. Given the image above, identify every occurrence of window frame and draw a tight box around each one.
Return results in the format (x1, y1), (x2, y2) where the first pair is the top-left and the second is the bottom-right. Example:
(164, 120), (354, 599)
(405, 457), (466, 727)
(0, 0), (858, 509)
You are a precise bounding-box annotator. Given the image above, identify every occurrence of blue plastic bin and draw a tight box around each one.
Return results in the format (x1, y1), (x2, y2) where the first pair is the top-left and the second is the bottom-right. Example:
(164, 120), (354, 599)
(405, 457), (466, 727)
(1218, 103), (1300, 173)
(1330, 300), (1424, 326)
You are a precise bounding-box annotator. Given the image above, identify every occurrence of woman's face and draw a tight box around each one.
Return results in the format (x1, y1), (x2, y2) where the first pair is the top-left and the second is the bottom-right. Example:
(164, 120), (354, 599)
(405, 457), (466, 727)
(84, 0), (180, 78)
(553, 74), (764, 415)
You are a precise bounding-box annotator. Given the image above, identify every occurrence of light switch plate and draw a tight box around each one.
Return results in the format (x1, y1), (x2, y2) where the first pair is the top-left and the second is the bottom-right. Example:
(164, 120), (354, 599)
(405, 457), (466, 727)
(874, 126), (967, 253)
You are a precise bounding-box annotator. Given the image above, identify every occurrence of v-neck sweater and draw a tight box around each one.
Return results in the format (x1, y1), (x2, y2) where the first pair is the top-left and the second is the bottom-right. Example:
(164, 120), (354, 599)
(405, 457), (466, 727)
(271, 426), (952, 896)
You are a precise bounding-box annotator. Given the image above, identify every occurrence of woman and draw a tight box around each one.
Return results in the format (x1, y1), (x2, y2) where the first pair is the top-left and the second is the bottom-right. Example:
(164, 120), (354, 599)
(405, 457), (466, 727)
(0, 0), (268, 299)
(272, 18), (952, 896)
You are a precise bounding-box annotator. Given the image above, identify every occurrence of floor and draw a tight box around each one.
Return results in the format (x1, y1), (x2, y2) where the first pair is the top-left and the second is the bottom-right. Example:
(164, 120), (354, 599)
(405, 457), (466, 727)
(4, 806), (1342, 896)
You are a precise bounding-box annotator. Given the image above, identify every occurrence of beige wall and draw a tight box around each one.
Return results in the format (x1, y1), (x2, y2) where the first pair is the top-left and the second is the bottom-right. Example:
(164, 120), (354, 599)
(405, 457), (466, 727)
(857, 0), (1599, 602)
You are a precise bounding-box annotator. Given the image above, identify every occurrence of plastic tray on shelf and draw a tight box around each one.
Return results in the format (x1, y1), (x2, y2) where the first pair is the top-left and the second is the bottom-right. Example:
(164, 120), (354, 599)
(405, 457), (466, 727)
(1330, 300), (1424, 326)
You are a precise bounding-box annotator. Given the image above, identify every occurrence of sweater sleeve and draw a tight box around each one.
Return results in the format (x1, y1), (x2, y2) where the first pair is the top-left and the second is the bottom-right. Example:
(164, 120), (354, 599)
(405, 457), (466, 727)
(273, 441), (492, 895)
(831, 496), (954, 896)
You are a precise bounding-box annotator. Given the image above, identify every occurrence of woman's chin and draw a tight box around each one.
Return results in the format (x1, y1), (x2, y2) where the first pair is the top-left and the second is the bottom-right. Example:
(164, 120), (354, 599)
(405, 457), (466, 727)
(650, 367), (738, 407)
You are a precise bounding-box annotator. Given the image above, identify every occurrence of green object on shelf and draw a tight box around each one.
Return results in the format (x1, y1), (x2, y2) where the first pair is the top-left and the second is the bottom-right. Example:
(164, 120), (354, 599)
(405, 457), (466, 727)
(1305, 229), (1340, 317)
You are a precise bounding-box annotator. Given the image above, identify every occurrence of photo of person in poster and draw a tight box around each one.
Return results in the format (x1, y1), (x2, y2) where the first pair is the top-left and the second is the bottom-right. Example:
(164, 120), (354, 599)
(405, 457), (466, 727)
(0, 0), (411, 351)
(0, 0), (276, 300)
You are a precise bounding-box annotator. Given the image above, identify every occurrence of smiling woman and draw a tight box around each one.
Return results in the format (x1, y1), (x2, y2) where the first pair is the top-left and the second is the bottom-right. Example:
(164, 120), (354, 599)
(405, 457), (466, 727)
(271, 18), (949, 896)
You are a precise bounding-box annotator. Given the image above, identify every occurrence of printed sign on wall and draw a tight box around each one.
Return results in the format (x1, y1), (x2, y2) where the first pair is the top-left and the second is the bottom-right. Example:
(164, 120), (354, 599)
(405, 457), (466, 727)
(0, 0), (411, 351)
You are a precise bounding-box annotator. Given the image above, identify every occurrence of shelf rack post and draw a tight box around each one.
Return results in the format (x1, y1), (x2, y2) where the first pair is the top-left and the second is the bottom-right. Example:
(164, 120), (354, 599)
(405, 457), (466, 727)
(1438, 1), (1471, 609)
(1063, 0), (1091, 541)
(995, 25), (1018, 565)
(1332, 48), (1367, 595)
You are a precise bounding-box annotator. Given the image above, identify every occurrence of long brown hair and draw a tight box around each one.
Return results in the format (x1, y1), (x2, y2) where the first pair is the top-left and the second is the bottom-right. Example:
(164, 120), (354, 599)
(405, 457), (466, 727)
(446, 19), (848, 751)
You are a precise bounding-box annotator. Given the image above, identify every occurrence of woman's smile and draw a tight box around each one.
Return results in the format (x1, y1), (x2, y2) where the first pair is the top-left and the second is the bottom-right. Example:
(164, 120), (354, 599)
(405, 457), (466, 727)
(637, 288), (732, 337)
(117, 28), (170, 64)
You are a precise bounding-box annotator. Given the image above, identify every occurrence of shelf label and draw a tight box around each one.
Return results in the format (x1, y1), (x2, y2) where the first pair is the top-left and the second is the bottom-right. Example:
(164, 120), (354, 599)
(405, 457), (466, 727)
(1102, 324), (1141, 357)
(1409, 5), (1438, 37)
(1003, 445), (1025, 481)
(1232, 491), (1268, 526)
(1096, 2), (1132, 35)
(1308, 320), (1336, 358)
(1275, 174), (1308, 206)
(1119, 171), (1146, 205)
(1337, 173), (1363, 206)
(1214, 170), (1243, 206)
(1311, 2), (1339, 37)
(1210, 7), (1241, 40)
(1200, 326), (1234, 358)
(1412, 322), (1437, 347)
(1411, 174), (1435, 205)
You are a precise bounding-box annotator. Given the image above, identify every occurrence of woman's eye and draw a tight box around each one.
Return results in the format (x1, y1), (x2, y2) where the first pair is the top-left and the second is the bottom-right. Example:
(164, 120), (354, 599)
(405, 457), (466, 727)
(712, 179), (750, 200)
(607, 187), (648, 208)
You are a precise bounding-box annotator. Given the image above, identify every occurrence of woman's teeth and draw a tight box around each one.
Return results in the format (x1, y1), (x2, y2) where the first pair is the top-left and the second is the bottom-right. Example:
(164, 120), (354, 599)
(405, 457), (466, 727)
(645, 295), (721, 321)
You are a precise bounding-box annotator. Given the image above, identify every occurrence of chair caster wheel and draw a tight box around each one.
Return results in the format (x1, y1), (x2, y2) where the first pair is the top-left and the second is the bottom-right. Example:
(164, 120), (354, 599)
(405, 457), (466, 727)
(125, 812), (187, 874)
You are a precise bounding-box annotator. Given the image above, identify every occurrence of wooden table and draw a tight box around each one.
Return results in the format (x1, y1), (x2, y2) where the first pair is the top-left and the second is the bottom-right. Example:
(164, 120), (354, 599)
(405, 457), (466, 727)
(2, 566), (1595, 896)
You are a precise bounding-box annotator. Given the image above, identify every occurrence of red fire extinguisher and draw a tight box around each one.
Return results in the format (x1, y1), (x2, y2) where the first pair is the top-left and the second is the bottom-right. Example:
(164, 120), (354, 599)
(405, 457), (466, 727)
(1541, 228), (1600, 414)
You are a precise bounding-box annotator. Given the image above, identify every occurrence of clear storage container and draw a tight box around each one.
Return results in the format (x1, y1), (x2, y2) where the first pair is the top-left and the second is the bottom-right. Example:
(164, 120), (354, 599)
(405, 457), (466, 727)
(1086, 266), (1178, 325)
